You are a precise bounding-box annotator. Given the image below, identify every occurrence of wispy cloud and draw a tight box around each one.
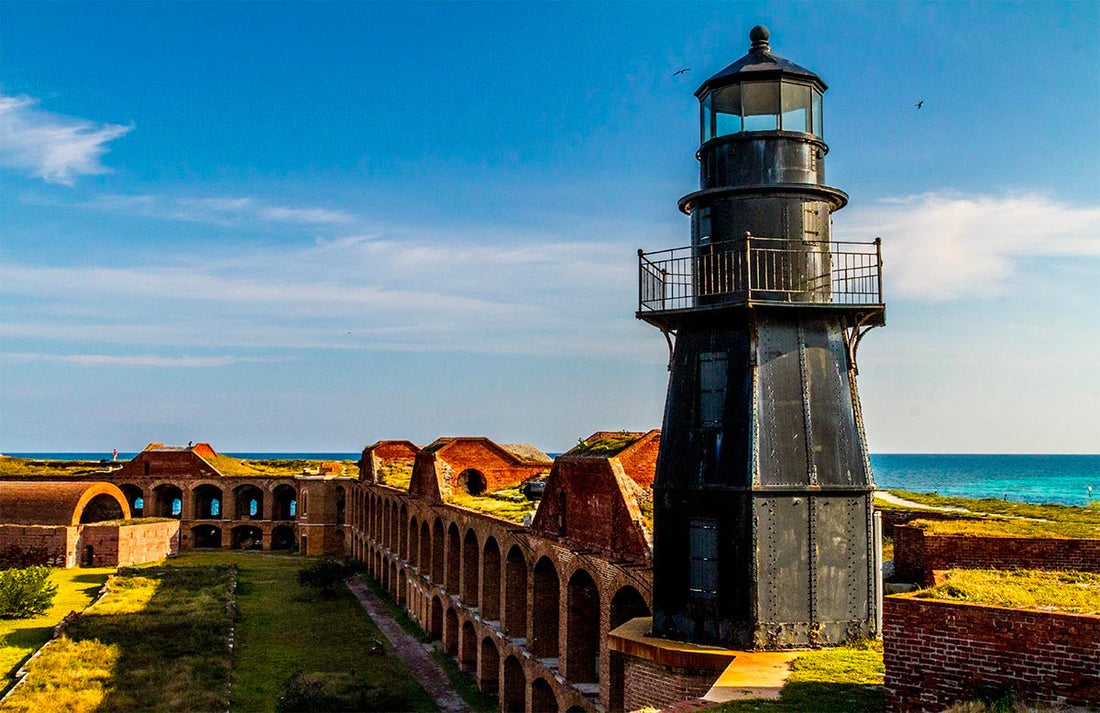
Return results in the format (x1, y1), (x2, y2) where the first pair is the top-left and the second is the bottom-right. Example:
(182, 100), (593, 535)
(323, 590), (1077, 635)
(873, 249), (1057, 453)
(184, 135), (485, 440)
(71, 193), (355, 226)
(0, 94), (132, 185)
(838, 192), (1100, 301)
(1, 352), (284, 368)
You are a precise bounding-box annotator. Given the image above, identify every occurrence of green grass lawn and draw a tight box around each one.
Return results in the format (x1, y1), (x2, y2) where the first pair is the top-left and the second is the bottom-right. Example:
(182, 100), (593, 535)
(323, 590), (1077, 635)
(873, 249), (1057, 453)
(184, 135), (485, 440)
(881, 490), (1100, 525)
(0, 566), (113, 695)
(916, 569), (1100, 614)
(713, 640), (885, 713)
(2, 564), (234, 713)
(175, 551), (435, 713)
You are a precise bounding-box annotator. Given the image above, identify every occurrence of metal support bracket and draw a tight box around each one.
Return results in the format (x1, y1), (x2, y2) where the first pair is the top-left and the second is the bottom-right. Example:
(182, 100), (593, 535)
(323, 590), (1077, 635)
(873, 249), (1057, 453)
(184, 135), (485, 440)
(846, 312), (881, 375)
(661, 328), (677, 371)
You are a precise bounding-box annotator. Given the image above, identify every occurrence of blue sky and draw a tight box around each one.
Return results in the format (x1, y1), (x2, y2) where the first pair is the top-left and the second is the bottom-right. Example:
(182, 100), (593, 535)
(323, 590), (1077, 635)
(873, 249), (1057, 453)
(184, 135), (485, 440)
(1, 1), (1097, 453)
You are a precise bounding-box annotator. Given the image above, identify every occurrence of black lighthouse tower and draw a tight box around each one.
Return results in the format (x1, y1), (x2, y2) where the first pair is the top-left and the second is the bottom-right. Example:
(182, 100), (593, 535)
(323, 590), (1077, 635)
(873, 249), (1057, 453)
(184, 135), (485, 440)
(639, 26), (886, 649)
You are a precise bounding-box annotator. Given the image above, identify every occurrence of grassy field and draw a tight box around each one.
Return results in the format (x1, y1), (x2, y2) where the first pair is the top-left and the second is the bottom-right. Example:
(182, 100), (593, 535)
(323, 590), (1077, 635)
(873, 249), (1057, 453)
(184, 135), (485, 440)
(0, 566), (113, 695)
(713, 639), (885, 713)
(880, 490), (1100, 525)
(907, 517), (1100, 540)
(178, 551), (435, 713)
(915, 569), (1100, 614)
(1, 564), (234, 713)
(0, 458), (108, 478)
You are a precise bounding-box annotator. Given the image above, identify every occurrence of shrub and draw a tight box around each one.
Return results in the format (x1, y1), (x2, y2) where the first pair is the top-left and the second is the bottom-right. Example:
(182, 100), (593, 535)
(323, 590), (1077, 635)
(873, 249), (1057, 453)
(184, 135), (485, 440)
(276, 671), (403, 712)
(297, 556), (355, 598)
(0, 566), (59, 618)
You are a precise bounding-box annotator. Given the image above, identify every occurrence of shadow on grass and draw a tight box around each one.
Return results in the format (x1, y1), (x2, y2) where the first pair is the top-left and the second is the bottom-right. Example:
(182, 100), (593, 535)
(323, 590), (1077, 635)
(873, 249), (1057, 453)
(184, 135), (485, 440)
(1, 626), (52, 652)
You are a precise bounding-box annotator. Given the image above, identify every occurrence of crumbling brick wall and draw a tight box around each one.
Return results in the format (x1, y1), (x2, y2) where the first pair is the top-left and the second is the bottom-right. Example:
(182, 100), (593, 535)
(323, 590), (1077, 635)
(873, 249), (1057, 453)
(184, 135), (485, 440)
(893, 524), (1100, 586)
(884, 595), (1100, 712)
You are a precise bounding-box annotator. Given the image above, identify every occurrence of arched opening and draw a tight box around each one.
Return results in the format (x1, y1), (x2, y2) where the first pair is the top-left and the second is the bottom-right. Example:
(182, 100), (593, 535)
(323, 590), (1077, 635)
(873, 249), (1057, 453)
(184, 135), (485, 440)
(273, 484), (297, 520)
(429, 597), (443, 640)
(531, 678), (557, 713)
(432, 519), (445, 582)
(566, 569), (600, 683)
(397, 568), (407, 606)
(445, 608), (459, 656)
(119, 484), (144, 517)
(192, 484), (222, 519)
(82, 545), (95, 567)
(390, 501), (399, 548)
(335, 486), (346, 525)
(399, 504), (408, 558)
(446, 523), (461, 592)
(566, 707), (586, 713)
(382, 559), (391, 592)
(461, 620), (477, 671)
(609, 585), (651, 711)
(456, 468), (487, 496)
(462, 529), (480, 606)
(409, 517), (419, 566)
(191, 525), (222, 548)
(481, 537), (502, 620)
(503, 546), (528, 638)
(502, 656), (526, 713)
(390, 561), (398, 596)
(271, 525), (295, 550)
(153, 484), (183, 519)
(420, 521), (431, 572)
(335, 529), (346, 555)
(234, 484), (264, 520)
(79, 493), (125, 523)
(479, 637), (500, 694)
(231, 525), (263, 550)
(531, 557), (560, 658)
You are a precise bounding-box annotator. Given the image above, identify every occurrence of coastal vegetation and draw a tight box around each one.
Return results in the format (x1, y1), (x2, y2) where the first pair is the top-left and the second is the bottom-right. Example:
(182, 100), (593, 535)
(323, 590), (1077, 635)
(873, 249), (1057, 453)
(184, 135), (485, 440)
(375, 460), (413, 489)
(880, 490), (1100, 525)
(0, 567), (58, 619)
(0, 566), (112, 695)
(915, 569), (1100, 614)
(0, 458), (109, 478)
(906, 517), (1100, 540)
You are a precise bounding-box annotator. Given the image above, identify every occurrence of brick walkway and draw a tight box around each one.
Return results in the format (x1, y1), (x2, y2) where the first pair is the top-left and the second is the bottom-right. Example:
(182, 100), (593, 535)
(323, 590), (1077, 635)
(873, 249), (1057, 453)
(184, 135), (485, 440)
(347, 576), (471, 713)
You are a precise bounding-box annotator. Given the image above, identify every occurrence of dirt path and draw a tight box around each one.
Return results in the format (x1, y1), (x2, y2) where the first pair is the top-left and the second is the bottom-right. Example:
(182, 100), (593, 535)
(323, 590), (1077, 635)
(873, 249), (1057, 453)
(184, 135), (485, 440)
(347, 577), (471, 713)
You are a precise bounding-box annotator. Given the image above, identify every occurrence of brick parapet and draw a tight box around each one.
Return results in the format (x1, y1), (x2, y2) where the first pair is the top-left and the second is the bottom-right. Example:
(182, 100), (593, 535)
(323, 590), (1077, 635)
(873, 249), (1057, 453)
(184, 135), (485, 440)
(623, 657), (719, 712)
(893, 524), (1100, 586)
(883, 595), (1100, 712)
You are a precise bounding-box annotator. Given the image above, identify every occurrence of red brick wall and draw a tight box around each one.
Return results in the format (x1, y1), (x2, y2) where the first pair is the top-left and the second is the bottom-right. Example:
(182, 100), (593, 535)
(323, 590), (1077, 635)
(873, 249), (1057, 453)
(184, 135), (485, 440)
(82, 520), (179, 566)
(436, 440), (544, 493)
(884, 595), (1100, 712)
(616, 431), (660, 488)
(623, 657), (719, 712)
(0, 525), (75, 567)
(893, 525), (1100, 586)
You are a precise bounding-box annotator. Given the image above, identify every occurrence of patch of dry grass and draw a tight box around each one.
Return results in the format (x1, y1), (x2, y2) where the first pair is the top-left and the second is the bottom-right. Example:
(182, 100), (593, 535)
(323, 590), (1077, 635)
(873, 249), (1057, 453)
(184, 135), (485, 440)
(916, 569), (1100, 614)
(449, 484), (534, 523)
(375, 461), (413, 490)
(909, 517), (1100, 540)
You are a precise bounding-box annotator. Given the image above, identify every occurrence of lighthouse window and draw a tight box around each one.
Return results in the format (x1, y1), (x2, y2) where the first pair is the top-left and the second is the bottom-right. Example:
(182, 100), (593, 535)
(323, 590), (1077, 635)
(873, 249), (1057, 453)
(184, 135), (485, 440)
(781, 83), (812, 133)
(812, 88), (823, 137)
(711, 84), (742, 137)
(701, 92), (713, 143)
(742, 82), (780, 131)
(699, 351), (727, 427)
(689, 518), (719, 599)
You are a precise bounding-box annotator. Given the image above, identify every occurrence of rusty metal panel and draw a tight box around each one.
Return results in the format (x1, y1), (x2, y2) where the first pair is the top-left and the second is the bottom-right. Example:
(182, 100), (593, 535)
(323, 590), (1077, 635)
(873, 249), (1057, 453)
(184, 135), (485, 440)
(812, 495), (870, 625)
(754, 496), (809, 624)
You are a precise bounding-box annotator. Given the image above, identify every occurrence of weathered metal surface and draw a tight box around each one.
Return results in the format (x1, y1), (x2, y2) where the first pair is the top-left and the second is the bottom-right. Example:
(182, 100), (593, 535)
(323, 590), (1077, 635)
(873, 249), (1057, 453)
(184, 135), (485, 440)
(646, 26), (883, 649)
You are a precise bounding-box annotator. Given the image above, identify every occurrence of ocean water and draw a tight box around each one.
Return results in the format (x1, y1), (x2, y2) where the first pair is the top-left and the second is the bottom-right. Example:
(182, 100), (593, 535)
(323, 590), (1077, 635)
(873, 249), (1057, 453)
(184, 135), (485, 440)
(870, 454), (1099, 508)
(7, 452), (1098, 508)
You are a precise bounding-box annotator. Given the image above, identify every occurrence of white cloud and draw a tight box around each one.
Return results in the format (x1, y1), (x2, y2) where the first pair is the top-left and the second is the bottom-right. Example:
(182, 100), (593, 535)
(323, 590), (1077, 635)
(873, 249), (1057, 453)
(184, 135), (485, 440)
(0, 94), (132, 185)
(1, 352), (282, 368)
(837, 193), (1100, 301)
(72, 193), (354, 226)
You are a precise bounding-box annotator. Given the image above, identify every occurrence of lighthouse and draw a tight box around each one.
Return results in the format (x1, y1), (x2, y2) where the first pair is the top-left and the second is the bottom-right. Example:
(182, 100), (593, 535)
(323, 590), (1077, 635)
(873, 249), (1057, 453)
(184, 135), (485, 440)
(639, 26), (885, 649)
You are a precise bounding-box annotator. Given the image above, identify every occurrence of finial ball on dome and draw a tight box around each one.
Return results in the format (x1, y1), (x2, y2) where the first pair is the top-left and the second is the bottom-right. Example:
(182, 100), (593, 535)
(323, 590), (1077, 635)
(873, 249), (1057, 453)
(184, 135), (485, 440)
(749, 25), (771, 51)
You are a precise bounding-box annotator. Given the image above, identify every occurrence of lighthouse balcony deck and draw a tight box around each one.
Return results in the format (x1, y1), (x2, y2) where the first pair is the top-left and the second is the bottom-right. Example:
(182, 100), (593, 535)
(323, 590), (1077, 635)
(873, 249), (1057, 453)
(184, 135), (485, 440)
(637, 237), (884, 328)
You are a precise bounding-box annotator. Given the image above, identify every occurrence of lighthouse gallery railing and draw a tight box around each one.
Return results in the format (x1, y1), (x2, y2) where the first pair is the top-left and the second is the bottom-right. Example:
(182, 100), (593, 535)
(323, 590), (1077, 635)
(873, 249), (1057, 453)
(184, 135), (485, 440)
(638, 237), (882, 313)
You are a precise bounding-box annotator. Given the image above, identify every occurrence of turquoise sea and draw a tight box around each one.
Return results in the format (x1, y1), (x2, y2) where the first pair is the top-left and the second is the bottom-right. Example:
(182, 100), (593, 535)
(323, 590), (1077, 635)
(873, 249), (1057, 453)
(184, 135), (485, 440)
(6, 452), (1098, 508)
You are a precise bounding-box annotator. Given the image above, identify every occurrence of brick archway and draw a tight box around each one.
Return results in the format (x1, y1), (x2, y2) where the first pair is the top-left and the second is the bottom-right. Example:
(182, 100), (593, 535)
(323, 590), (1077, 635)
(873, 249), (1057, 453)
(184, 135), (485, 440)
(531, 556), (560, 658)
(503, 545), (528, 638)
(502, 655), (525, 713)
(566, 568), (600, 683)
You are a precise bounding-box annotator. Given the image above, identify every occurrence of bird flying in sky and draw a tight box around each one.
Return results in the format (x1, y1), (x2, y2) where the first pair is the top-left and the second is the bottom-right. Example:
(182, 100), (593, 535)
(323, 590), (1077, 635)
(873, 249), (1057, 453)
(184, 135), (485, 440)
(672, 68), (691, 76)
(916, 100), (924, 109)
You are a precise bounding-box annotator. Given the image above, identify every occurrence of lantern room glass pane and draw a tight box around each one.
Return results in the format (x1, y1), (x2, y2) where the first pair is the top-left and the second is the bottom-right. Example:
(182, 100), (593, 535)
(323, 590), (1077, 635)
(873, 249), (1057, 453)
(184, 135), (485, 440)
(781, 82), (811, 133)
(742, 82), (780, 131)
(812, 88), (823, 137)
(701, 92), (713, 143)
(712, 84), (741, 137)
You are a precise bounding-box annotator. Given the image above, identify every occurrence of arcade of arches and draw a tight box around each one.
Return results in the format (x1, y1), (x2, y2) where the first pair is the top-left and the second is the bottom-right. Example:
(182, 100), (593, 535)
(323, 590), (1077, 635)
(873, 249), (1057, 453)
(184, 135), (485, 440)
(350, 485), (653, 713)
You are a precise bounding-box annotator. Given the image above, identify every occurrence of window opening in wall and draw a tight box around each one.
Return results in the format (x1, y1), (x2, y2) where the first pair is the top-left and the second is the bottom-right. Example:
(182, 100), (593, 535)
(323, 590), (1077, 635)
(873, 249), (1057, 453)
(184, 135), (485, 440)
(698, 351), (728, 484)
(171, 498), (182, 516)
(689, 519), (719, 599)
(211, 499), (220, 517)
(134, 497), (144, 510)
(290, 500), (297, 517)
(249, 499), (258, 517)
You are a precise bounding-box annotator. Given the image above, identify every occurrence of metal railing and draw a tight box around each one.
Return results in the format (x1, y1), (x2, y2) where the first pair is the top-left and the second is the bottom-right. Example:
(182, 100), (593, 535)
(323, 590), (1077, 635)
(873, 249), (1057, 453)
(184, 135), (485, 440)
(638, 237), (882, 313)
